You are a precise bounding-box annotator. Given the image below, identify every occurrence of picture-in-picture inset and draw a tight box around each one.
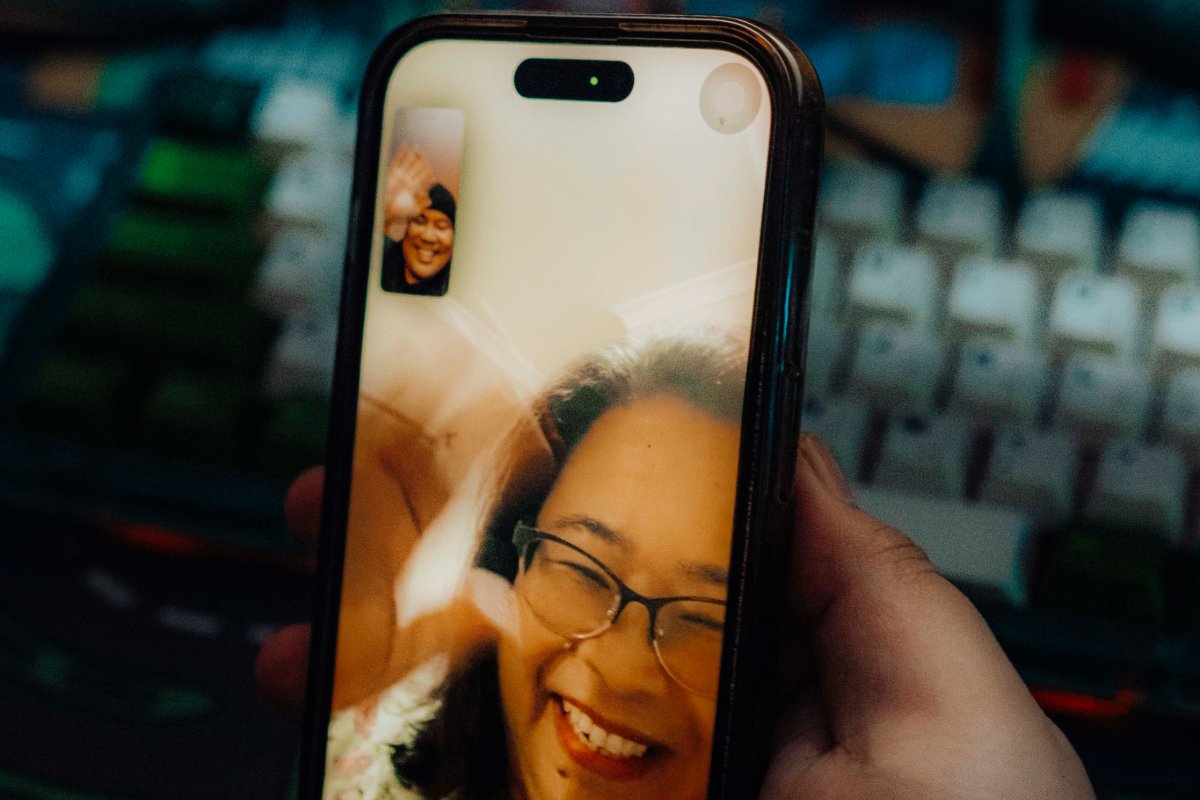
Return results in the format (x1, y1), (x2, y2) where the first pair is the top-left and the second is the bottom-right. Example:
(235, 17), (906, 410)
(381, 107), (464, 296)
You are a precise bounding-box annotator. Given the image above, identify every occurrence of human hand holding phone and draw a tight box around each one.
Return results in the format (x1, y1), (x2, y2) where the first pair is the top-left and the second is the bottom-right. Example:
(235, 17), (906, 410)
(762, 436), (1095, 800)
(258, 435), (1095, 800)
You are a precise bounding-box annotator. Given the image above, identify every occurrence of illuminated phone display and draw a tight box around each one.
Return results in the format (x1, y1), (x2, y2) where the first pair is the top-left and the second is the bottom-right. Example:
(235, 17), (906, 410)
(317, 27), (805, 800)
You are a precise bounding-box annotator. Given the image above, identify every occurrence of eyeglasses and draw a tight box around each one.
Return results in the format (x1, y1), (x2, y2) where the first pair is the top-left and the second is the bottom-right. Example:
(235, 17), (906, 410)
(512, 522), (726, 697)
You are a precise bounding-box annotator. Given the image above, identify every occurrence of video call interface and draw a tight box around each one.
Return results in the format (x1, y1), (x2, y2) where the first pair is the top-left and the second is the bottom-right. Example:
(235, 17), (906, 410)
(325, 41), (774, 800)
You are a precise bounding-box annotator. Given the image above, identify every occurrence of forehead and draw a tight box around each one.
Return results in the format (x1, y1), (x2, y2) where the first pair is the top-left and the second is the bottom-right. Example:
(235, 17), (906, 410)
(535, 394), (739, 569)
(419, 209), (452, 225)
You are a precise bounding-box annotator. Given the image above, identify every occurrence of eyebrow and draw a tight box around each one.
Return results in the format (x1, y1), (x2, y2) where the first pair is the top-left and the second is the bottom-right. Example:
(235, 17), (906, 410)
(554, 515), (630, 548)
(680, 562), (729, 588)
(553, 515), (729, 587)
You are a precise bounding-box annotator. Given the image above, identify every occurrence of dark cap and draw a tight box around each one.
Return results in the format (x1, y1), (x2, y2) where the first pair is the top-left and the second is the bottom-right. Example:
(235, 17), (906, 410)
(428, 183), (456, 223)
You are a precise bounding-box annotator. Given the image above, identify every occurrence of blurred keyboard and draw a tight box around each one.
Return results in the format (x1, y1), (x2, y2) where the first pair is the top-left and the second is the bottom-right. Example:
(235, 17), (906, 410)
(0, 13), (365, 549)
(806, 157), (1200, 726)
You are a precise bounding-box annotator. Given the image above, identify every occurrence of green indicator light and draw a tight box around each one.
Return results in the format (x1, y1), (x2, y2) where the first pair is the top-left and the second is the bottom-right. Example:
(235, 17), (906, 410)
(589, 76), (599, 86)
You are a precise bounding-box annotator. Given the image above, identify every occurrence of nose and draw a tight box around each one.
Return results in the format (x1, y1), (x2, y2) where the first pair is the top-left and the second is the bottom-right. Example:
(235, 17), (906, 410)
(576, 601), (670, 696)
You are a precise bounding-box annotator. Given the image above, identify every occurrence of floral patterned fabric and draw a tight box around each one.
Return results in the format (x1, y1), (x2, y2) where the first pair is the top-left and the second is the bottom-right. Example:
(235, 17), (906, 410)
(323, 658), (448, 800)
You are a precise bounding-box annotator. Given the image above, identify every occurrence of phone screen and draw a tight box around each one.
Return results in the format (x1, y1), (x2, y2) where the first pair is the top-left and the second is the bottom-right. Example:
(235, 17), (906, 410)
(326, 38), (774, 800)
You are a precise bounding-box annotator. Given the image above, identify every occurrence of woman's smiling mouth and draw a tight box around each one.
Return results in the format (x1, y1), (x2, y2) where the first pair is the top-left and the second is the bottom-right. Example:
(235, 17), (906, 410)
(564, 699), (649, 757)
(552, 695), (664, 781)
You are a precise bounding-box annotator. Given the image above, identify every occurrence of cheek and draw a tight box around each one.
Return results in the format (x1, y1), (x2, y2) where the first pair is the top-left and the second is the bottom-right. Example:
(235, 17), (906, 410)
(690, 695), (718, 750)
(495, 639), (528, 734)
(496, 603), (568, 728)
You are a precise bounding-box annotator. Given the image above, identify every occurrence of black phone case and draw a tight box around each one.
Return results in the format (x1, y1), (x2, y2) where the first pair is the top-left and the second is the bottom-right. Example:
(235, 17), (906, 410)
(301, 12), (824, 799)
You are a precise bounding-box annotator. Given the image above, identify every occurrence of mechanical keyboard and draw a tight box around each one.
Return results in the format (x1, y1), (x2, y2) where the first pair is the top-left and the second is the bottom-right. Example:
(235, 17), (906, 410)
(806, 157), (1200, 728)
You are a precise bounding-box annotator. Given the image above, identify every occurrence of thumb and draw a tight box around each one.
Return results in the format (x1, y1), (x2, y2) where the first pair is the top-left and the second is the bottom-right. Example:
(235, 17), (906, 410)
(789, 434), (1038, 740)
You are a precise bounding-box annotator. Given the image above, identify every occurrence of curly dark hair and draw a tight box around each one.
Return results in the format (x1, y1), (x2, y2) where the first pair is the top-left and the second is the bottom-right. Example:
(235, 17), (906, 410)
(394, 332), (747, 799)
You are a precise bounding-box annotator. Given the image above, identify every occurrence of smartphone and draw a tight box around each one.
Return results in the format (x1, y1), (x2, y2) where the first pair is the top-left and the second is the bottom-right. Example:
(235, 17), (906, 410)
(302, 13), (822, 800)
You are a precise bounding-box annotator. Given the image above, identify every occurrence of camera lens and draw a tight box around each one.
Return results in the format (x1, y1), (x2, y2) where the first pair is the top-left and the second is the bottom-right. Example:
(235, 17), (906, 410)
(699, 63), (762, 134)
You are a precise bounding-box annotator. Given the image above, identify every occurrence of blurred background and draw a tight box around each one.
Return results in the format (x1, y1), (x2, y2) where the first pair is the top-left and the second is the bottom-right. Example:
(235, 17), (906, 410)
(1, 0), (1199, 797)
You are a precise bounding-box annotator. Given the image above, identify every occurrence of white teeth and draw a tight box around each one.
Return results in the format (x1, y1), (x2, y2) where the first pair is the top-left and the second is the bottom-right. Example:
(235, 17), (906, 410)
(588, 726), (606, 748)
(601, 732), (630, 758)
(560, 700), (650, 759)
(569, 704), (591, 735)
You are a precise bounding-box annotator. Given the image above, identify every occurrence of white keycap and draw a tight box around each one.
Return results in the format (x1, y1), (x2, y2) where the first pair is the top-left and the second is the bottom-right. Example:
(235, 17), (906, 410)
(848, 323), (946, 412)
(1151, 285), (1200, 376)
(843, 241), (938, 331)
(82, 566), (137, 611)
(155, 605), (222, 638)
(1161, 369), (1200, 460)
(1015, 190), (1104, 280)
(253, 78), (342, 151)
(818, 160), (905, 249)
(254, 229), (342, 318)
(950, 338), (1048, 422)
(809, 237), (842, 321)
(980, 427), (1078, 525)
(915, 177), (1003, 268)
(875, 413), (971, 497)
(854, 486), (1032, 607)
(1054, 353), (1151, 440)
(1086, 441), (1188, 542)
(801, 394), (870, 478)
(1048, 271), (1141, 360)
(263, 312), (338, 398)
(265, 150), (353, 228)
(317, 110), (358, 157)
(946, 257), (1040, 342)
(1116, 201), (1200, 295)
(802, 319), (845, 396)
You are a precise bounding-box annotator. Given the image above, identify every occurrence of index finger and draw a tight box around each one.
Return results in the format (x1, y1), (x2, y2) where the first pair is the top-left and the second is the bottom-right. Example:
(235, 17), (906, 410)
(285, 465), (324, 551)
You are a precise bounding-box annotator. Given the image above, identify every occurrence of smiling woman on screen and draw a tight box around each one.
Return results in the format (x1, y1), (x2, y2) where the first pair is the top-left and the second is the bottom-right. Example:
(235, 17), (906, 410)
(325, 333), (745, 800)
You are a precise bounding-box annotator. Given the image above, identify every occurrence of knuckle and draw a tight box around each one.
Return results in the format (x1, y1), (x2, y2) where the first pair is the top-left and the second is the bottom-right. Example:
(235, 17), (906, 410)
(862, 521), (936, 582)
